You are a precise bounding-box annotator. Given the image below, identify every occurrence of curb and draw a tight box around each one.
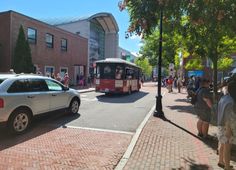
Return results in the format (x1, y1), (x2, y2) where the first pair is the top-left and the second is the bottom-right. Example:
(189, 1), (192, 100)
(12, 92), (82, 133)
(77, 88), (95, 93)
(115, 104), (156, 170)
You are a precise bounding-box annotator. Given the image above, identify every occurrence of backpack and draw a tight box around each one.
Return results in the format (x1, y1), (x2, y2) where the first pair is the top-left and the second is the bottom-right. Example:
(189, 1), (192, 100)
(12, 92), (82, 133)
(190, 93), (197, 105)
(190, 88), (201, 105)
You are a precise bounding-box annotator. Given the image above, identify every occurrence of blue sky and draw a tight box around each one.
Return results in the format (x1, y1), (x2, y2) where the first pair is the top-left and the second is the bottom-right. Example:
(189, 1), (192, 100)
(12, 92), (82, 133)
(0, 0), (141, 54)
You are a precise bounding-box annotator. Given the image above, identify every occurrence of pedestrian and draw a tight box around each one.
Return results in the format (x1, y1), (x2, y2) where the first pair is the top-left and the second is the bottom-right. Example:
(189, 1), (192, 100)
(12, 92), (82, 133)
(177, 76), (183, 93)
(217, 80), (231, 169)
(141, 76), (144, 86)
(167, 75), (173, 93)
(63, 73), (69, 87)
(187, 75), (195, 99)
(221, 80), (236, 170)
(56, 73), (61, 82)
(51, 72), (55, 79)
(194, 78), (213, 139)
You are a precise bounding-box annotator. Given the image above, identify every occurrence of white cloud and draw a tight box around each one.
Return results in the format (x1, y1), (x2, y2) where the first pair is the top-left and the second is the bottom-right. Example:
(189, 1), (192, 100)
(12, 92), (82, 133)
(130, 34), (141, 40)
(138, 42), (143, 47)
(131, 52), (140, 57)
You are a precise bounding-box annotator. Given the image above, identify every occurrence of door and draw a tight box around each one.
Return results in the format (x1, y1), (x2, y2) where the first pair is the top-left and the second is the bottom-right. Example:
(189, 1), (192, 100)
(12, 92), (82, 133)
(45, 79), (70, 111)
(7, 79), (50, 115)
(28, 79), (51, 114)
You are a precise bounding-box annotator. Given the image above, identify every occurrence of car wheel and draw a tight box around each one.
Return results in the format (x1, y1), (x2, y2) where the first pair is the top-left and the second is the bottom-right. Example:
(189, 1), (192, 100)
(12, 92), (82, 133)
(69, 98), (80, 114)
(8, 108), (31, 134)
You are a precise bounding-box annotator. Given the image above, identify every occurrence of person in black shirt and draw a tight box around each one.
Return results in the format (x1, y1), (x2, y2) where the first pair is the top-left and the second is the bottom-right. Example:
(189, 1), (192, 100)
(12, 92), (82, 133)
(194, 78), (213, 138)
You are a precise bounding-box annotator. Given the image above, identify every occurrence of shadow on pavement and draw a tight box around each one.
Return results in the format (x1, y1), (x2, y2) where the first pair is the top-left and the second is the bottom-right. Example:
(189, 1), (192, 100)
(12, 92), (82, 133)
(175, 98), (190, 103)
(158, 117), (236, 163)
(182, 158), (210, 170)
(160, 117), (202, 140)
(96, 91), (148, 103)
(167, 105), (195, 115)
(0, 111), (80, 151)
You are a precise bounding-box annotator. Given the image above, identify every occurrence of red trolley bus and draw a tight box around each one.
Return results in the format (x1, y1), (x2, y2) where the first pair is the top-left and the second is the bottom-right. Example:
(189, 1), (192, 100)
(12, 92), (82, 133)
(95, 58), (142, 94)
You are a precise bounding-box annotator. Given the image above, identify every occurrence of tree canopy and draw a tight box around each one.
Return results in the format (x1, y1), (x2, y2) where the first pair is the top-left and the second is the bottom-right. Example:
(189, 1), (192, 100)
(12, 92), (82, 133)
(120, 0), (236, 97)
(135, 57), (152, 77)
(139, 29), (180, 68)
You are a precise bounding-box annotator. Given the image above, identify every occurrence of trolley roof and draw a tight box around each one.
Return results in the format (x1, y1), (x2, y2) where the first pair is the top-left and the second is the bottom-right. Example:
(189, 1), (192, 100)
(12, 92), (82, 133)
(95, 58), (141, 68)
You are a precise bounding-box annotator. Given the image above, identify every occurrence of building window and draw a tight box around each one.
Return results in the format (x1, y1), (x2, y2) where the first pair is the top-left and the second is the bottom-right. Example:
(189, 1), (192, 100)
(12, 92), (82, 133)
(60, 67), (68, 78)
(45, 66), (55, 77)
(61, 38), (67, 51)
(27, 28), (37, 44)
(46, 33), (54, 48)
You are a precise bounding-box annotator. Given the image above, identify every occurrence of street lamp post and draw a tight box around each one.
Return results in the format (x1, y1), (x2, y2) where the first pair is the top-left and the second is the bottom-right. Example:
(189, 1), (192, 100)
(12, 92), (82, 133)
(153, 9), (164, 118)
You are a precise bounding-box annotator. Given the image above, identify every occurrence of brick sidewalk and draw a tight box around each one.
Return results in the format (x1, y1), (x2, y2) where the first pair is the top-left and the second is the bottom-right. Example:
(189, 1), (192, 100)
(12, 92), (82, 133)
(123, 89), (236, 170)
(0, 125), (132, 169)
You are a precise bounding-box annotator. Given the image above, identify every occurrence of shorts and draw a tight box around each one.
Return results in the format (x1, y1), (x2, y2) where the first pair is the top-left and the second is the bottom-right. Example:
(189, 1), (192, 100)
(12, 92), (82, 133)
(229, 122), (236, 145)
(217, 126), (228, 144)
(195, 108), (211, 122)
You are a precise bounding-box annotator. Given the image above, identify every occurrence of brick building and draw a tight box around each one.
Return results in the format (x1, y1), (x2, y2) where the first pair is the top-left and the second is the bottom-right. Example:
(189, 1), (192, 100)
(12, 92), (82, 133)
(48, 13), (119, 78)
(0, 10), (88, 85)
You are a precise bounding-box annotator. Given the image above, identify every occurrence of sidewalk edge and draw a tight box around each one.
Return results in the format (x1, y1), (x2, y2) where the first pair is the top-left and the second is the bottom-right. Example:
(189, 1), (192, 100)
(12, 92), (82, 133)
(115, 104), (156, 170)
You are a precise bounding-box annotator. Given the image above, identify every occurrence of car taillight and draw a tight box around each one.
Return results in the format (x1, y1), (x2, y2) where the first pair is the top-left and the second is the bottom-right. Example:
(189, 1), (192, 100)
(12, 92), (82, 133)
(0, 98), (4, 108)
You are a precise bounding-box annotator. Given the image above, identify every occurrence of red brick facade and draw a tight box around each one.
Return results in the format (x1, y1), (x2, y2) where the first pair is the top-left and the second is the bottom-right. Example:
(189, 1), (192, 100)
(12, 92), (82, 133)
(0, 11), (88, 85)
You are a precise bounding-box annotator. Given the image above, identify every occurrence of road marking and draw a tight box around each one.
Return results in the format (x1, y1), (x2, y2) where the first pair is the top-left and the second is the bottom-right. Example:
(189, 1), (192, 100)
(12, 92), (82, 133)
(162, 91), (166, 96)
(81, 97), (98, 101)
(63, 125), (134, 135)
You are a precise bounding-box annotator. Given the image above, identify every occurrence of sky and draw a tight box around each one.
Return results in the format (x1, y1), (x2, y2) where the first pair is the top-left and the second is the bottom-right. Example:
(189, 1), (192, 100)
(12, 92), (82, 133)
(0, 0), (142, 55)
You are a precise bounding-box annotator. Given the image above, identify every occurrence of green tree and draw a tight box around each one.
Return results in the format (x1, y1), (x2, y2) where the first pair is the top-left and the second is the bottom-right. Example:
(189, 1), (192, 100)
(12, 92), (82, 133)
(185, 58), (204, 71)
(218, 57), (234, 71)
(120, 0), (236, 99)
(140, 29), (180, 68)
(13, 25), (34, 73)
(174, 1), (236, 98)
(135, 57), (152, 77)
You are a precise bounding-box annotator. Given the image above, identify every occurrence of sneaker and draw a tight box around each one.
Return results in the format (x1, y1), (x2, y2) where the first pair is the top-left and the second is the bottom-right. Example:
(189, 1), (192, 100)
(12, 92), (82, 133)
(197, 133), (203, 137)
(217, 163), (224, 169)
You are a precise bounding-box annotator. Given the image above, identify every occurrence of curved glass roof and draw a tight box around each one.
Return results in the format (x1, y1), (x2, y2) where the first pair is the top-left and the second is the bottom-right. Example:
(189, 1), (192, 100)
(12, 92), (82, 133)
(42, 12), (119, 33)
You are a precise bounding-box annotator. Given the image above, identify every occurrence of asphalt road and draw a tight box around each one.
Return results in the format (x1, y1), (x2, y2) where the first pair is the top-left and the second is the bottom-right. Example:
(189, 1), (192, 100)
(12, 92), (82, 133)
(46, 87), (156, 133)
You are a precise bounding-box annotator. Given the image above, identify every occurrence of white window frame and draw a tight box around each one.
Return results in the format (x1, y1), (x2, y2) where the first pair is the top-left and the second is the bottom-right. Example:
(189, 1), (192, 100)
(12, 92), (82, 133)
(60, 67), (68, 77)
(44, 66), (55, 77)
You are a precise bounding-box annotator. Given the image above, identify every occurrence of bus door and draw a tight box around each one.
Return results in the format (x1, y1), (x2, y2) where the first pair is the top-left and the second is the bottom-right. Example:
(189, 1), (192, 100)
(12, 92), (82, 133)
(125, 68), (133, 92)
(115, 65), (124, 91)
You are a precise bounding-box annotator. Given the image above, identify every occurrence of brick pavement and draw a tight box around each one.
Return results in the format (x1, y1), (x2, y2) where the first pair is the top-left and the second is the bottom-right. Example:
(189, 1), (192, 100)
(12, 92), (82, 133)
(0, 125), (132, 169)
(123, 86), (236, 170)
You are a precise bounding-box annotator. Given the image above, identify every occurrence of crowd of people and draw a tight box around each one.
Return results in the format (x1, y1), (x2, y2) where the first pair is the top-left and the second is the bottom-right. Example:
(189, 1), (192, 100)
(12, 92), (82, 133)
(38, 71), (70, 87)
(162, 75), (186, 93)
(162, 73), (236, 169)
(189, 75), (236, 170)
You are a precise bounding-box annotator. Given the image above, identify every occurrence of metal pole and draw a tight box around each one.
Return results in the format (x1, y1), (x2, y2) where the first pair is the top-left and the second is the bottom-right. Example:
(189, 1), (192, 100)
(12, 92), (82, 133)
(154, 9), (164, 118)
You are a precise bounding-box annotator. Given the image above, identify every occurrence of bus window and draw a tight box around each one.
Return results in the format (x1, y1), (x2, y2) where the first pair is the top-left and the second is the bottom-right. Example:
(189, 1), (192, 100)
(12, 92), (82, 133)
(115, 65), (123, 79)
(102, 65), (115, 79)
(126, 68), (133, 79)
(104, 65), (111, 74)
(96, 66), (100, 78)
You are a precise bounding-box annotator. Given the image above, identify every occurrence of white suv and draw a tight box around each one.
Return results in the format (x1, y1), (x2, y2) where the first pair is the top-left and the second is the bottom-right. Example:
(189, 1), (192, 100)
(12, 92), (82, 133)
(0, 74), (80, 134)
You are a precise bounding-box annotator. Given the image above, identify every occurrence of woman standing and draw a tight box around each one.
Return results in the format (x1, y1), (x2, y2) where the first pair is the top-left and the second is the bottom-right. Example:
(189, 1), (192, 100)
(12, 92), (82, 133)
(194, 78), (213, 138)
(63, 73), (69, 87)
(224, 80), (236, 170)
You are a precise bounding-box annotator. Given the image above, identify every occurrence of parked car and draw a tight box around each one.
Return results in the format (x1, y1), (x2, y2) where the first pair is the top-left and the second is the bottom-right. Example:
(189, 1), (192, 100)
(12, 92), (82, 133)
(0, 74), (81, 134)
